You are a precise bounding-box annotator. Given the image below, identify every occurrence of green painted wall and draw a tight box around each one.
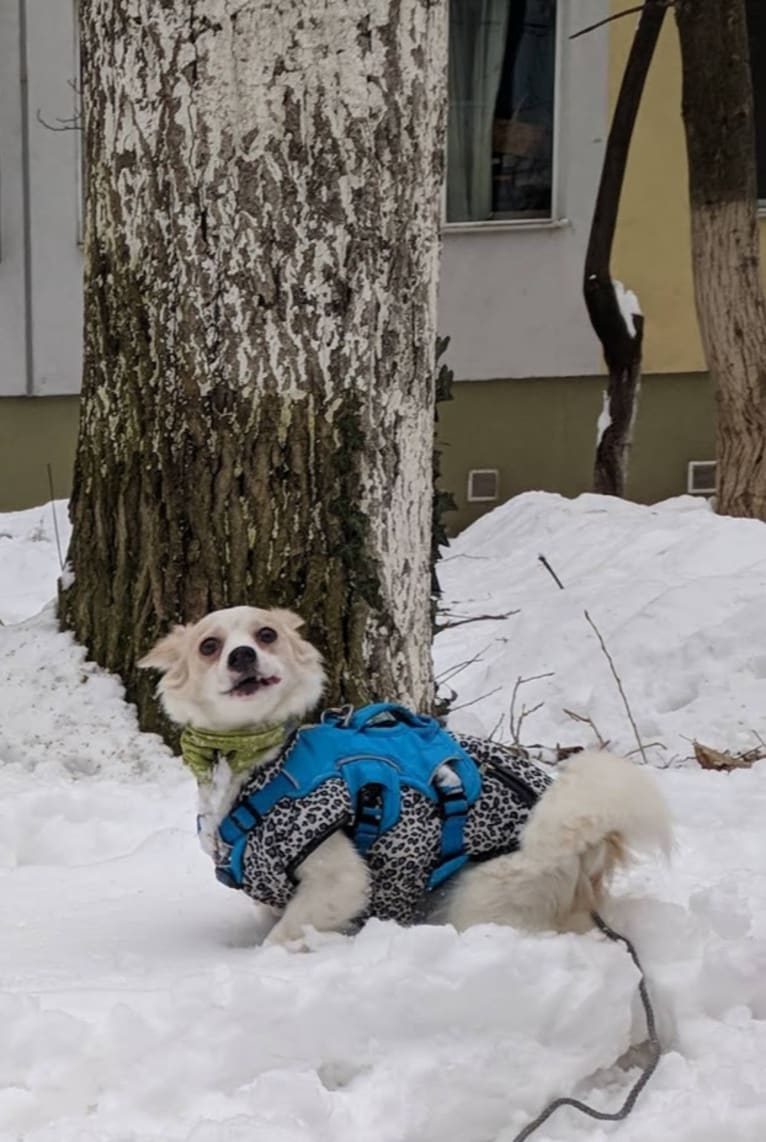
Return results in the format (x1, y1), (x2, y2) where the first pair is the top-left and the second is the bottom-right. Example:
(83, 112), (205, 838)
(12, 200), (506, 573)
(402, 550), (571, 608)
(437, 373), (715, 533)
(0, 397), (80, 512)
(1, 376), (715, 533)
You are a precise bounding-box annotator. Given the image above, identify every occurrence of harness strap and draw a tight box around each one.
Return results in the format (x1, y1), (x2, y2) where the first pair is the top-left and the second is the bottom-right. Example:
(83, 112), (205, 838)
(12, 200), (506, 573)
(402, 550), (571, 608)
(352, 785), (385, 856)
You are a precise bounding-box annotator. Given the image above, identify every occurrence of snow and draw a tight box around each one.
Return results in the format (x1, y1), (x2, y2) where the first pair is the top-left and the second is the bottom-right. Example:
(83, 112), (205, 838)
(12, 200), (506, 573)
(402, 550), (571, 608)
(596, 390), (612, 448)
(613, 279), (642, 339)
(0, 502), (70, 625)
(3, 491), (766, 1140)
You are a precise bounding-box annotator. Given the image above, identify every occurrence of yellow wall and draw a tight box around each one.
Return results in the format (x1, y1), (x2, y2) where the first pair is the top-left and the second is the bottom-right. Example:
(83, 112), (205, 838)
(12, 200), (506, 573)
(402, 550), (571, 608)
(609, 2), (766, 373)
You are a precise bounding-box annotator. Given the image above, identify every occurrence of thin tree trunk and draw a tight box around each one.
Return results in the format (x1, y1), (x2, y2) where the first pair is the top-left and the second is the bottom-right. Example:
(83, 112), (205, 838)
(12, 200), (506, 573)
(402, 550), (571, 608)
(61, 0), (447, 736)
(585, 0), (666, 496)
(677, 0), (766, 519)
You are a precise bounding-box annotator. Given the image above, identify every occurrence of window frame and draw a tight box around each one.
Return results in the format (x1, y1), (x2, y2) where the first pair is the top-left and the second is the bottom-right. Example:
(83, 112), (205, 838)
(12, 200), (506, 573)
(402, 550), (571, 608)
(443, 0), (564, 232)
(746, 0), (766, 211)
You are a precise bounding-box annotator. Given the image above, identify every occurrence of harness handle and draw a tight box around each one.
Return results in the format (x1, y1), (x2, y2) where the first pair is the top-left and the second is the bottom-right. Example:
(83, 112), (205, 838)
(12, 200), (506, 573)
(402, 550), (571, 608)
(322, 702), (438, 733)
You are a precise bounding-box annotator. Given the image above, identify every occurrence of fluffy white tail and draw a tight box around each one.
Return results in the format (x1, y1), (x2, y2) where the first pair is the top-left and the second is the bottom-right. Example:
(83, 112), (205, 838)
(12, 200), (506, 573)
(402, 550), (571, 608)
(445, 750), (671, 934)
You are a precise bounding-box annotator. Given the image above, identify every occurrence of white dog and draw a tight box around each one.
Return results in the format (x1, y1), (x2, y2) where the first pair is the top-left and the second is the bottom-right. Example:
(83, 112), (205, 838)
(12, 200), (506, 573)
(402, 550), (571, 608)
(140, 606), (670, 947)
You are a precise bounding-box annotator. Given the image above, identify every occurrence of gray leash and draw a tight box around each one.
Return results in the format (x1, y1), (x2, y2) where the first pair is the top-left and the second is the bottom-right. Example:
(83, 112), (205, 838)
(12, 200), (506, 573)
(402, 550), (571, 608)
(510, 911), (661, 1142)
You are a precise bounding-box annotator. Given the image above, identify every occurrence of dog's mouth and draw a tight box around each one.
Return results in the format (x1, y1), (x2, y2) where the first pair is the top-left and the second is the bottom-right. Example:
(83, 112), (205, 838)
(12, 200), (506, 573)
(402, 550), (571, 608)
(227, 673), (281, 698)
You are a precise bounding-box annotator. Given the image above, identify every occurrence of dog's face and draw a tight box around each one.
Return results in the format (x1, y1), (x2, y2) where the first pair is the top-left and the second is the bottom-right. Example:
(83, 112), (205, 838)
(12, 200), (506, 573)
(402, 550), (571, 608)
(139, 606), (325, 731)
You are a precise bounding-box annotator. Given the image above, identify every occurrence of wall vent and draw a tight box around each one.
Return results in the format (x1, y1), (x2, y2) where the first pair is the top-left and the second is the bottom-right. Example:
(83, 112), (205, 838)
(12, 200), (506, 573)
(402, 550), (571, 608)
(467, 468), (500, 503)
(687, 460), (716, 496)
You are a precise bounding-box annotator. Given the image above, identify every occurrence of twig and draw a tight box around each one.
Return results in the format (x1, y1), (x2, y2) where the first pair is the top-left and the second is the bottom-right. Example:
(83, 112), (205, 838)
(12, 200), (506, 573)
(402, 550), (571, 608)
(625, 741), (666, 758)
(36, 108), (82, 132)
(436, 642), (494, 684)
(538, 554), (565, 590)
(46, 463), (65, 572)
(449, 686), (503, 714)
(584, 610), (648, 764)
(570, 1), (675, 42)
(563, 707), (609, 750)
(436, 609), (519, 632)
(488, 709), (506, 741)
(509, 673), (554, 746)
(438, 553), (490, 563)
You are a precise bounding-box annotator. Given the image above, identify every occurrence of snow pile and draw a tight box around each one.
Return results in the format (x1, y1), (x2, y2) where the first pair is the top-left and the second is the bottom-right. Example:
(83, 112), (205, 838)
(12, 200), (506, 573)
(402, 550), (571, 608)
(2, 491), (766, 1140)
(0, 501), (70, 625)
(436, 491), (766, 761)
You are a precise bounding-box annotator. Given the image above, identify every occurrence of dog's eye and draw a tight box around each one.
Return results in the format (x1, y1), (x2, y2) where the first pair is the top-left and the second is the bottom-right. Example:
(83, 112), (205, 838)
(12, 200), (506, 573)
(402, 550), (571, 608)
(256, 627), (278, 645)
(199, 637), (220, 657)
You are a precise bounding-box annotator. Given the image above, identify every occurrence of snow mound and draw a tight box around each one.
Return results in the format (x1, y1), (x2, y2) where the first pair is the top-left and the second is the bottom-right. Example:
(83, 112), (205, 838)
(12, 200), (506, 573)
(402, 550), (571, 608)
(2, 491), (766, 1140)
(0, 500), (71, 625)
(436, 492), (766, 760)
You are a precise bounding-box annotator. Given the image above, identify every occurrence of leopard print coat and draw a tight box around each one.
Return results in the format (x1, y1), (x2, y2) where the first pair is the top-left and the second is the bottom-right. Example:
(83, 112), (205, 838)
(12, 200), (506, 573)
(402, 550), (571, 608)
(213, 733), (552, 926)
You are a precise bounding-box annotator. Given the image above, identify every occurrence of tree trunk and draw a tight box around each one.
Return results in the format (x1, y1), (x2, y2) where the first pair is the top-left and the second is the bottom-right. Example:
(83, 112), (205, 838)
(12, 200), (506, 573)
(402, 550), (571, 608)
(585, 0), (666, 497)
(677, 0), (766, 519)
(61, 0), (447, 735)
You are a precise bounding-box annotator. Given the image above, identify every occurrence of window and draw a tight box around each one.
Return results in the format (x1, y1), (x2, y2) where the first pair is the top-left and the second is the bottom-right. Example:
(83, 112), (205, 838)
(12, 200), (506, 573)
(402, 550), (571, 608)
(746, 0), (766, 202)
(447, 0), (557, 224)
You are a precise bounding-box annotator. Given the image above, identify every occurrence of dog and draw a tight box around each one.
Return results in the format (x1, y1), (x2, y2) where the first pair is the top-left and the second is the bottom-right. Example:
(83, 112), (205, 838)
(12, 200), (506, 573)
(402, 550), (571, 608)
(140, 605), (671, 947)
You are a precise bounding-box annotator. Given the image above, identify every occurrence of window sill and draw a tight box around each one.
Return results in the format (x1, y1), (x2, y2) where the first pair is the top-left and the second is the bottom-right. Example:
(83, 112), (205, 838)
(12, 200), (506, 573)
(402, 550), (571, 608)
(442, 217), (571, 235)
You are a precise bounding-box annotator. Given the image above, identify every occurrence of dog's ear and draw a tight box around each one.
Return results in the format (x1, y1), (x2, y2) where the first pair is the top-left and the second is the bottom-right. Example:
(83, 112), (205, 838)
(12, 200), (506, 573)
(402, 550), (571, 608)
(269, 608), (323, 669)
(268, 608), (306, 632)
(138, 626), (188, 673)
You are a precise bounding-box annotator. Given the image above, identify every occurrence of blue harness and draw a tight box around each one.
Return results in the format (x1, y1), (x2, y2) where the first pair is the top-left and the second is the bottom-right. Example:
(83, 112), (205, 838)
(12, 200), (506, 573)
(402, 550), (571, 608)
(216, 702), (483, 894)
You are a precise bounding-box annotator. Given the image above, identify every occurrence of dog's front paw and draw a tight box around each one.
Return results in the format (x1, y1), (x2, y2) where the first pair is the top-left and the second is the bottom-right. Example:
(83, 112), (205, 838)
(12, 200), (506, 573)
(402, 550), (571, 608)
(262, 920), (310, 952)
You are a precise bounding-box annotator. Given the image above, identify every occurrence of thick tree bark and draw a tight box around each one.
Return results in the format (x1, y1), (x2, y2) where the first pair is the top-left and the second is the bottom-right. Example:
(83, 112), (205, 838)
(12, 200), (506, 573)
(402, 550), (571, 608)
(61, 0), (447, 734)
(677, 0), (766, 519)
(585, 0), (666, 497)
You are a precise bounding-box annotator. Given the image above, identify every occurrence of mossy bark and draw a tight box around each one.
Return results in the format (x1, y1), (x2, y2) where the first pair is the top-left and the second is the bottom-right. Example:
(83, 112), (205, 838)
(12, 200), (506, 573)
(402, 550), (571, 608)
(61, 0), (447, 735)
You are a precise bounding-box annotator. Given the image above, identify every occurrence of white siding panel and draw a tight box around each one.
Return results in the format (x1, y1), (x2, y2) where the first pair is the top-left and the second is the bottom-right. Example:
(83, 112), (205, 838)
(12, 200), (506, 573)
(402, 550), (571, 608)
(0, 0), (27, 395)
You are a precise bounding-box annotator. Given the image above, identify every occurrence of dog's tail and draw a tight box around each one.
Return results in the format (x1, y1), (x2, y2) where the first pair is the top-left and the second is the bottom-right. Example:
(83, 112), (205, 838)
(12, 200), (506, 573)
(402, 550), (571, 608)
(448, 750), (671, 934)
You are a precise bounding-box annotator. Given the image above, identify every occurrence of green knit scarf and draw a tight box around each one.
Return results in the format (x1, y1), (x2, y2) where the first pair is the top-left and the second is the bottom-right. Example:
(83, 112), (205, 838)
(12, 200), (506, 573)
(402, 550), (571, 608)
(180, 723), (288, 783)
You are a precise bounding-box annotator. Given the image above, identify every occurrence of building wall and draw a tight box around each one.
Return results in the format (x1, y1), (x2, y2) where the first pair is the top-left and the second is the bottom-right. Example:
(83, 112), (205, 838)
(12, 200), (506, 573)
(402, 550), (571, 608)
(0, 395), (79, 511)
(438, 0), (610, 381)
(0, 1), (755, 532)
(438, 373), (715, 533)
(609, 0), (766, 373)
(0, 0), (82, 399)
(0, 376), (715, 526)
(0, 0), (27, 394)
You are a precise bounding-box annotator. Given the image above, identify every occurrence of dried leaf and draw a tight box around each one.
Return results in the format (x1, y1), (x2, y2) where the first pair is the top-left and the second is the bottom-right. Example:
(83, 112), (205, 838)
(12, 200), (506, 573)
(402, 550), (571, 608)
(693, 741), (757, 771)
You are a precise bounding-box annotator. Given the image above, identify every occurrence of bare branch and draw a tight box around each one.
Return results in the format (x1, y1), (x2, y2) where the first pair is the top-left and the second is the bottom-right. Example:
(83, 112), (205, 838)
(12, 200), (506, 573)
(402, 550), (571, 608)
(436, 641), (496, 684)
(438, 553), (490, 563)
(625, 741), (666, 758)
(563, 707), (609, 750)
(538, 554), (565, 590)
(488, 709), (506, 741)
(46, 464), (65, 572)
(449, 686), (503, 714)
(509, 672), (554, 746)
(36, 108), (82, 132)
(570, 1), (675, 42)
(584, 609), (648, 763)
(435, 609), (519, 632)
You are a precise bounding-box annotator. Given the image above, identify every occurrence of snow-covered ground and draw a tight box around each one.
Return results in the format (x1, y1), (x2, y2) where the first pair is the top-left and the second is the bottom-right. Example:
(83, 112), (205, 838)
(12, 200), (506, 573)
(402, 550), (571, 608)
(2, 492), (766, 1141)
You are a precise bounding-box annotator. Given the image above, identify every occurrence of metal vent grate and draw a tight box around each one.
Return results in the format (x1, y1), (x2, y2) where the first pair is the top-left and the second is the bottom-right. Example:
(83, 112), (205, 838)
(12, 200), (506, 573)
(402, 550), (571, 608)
(687, 460), (717, 495)
(467, 468), (500, 503)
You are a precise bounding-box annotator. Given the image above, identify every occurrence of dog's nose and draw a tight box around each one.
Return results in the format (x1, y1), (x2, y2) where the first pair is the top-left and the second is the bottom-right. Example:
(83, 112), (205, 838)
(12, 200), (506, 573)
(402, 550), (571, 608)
(227, 645), (257, 672)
